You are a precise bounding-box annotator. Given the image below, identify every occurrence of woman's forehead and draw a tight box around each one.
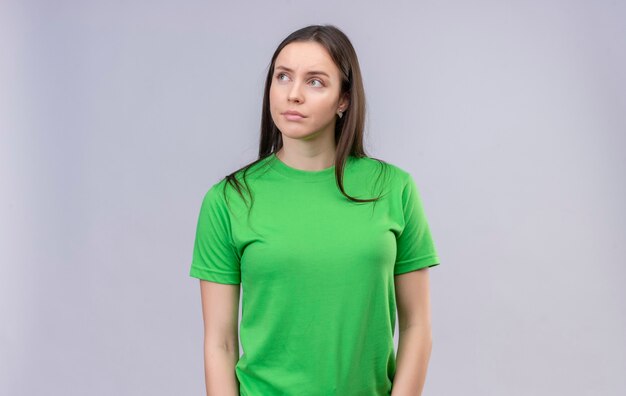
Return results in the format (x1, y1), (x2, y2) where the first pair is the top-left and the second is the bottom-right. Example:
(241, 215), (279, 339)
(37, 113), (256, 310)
(275, 42), (336, 73)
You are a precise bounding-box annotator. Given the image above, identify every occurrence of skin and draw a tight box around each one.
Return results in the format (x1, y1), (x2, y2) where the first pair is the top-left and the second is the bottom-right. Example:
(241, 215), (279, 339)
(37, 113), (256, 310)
(392, 268), (433, 396)
(199, 280), (240, 396)
(269, 41), (349, 170)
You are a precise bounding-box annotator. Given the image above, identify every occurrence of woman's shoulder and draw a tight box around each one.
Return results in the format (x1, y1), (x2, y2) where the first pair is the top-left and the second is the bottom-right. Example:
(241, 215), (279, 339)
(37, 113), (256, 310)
(202, 156), (274, 202)
(350, 155), (412, 185)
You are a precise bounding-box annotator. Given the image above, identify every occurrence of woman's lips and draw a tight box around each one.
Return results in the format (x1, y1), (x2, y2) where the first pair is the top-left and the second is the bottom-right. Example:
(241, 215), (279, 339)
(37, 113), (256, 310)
(283, 113), (305, 121)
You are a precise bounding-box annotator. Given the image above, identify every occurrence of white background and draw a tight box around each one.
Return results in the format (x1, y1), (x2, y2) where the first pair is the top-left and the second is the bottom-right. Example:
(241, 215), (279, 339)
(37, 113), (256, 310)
(1, 0), (624, 395)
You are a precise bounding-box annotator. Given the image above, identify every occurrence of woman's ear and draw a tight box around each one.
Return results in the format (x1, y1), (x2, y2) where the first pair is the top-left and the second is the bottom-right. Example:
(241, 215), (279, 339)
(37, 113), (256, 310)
(339, 91), (350, 111)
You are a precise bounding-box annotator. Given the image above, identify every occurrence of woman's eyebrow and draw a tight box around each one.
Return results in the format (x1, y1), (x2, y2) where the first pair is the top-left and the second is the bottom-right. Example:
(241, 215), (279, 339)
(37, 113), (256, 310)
(275, 65), (330, 78)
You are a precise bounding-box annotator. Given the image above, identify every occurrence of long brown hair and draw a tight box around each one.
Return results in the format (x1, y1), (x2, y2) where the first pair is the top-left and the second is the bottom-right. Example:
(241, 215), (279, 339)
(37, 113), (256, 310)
(221, 24), (389, 208)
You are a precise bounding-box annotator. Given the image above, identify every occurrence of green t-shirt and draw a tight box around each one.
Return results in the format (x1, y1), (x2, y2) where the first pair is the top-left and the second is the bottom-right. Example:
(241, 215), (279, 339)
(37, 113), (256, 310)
(190, 153), (440, 395)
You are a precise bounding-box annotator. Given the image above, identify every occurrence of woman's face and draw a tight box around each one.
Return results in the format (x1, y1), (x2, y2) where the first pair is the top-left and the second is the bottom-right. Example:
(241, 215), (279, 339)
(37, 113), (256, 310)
(269, 41), (349, 141)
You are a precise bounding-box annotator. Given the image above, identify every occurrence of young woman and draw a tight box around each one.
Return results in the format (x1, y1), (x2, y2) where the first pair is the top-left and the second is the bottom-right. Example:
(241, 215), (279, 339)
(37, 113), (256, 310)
(190, 24), (441, 396)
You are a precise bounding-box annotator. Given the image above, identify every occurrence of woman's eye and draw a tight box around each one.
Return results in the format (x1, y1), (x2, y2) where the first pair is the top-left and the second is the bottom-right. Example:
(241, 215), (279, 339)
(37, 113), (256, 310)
(275, 73), (323, 87)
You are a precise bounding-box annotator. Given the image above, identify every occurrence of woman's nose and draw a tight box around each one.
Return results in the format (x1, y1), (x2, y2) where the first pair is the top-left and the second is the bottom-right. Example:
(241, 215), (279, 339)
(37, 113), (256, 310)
(287, 81), (303, 103)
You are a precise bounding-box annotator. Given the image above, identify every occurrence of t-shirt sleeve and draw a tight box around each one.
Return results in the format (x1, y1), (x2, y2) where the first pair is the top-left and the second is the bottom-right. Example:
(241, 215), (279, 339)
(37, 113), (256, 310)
(189, 183), (241, 284)
(394, 173), (441, 275)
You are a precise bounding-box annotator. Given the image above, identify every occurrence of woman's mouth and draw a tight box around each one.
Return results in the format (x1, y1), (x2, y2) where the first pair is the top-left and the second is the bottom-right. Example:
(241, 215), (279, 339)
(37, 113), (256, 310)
(283, 113), (305, 121)
(282, 111), (306, 121)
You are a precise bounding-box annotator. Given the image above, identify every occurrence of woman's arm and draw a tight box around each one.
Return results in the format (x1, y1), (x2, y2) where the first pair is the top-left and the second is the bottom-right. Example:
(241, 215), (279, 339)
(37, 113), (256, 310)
(391, 268), (434, 396)
(199, 280), (241, 396)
